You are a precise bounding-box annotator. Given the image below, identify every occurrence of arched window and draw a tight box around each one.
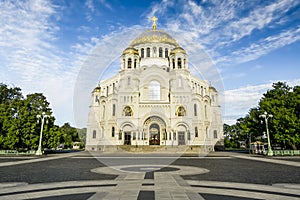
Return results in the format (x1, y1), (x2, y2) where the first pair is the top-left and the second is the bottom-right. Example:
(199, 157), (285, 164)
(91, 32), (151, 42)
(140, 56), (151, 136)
(147, 47), (150, 57)
(123, 106), (133, 116)
(122, 59), (125, 69)
(159, 47), (163, 57)
(195, 127), (198, 137)
(92, 130), (96, 138)
(214, 130), (218, 139)
(127, 58), (132, 69)
(178, 58), (182, 69)
(112, 104), (116, 116)
(127, 77), (131, 85)
(112, 127), (115, 137)
(172, 58), (175, 69)
(194, 104), (197, 116)
(178, 77), (182, 87)
(149, 81), (160, 100)
(95, 95), (99, 103)
(102, 105), (105, 118)
(134, 59), (137, 68)
(165, 48), (168, 57)
(141, 48), (144, 58)
(176, 106), (186, 116)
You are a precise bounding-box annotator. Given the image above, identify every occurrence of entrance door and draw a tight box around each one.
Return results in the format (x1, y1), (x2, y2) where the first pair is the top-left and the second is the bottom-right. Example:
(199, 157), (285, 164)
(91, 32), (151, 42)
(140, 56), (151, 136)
(124, 132), (131, 145)
(149, 123), (160, 145)
(178, 131), (185, 145)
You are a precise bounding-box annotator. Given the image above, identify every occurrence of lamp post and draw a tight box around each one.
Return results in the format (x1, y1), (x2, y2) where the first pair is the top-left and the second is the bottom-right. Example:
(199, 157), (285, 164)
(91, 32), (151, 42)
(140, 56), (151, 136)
(248, 133), (252, 155)
(36, 112), (50, 155)
(259, 111), (273, 156)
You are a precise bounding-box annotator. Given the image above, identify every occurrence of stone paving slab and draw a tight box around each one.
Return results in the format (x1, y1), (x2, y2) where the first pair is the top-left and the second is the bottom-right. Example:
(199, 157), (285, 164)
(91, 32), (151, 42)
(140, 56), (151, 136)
(0, 151), (300, 199)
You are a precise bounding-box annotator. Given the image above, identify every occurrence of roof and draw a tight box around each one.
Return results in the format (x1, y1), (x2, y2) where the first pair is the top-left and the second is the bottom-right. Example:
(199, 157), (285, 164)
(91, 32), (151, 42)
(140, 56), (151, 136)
(130, 29), (179, 46)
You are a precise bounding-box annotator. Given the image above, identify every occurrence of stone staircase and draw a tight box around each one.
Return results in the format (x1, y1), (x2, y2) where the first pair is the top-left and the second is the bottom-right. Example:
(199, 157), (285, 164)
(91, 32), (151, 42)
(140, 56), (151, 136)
(94, 145), (212, 154)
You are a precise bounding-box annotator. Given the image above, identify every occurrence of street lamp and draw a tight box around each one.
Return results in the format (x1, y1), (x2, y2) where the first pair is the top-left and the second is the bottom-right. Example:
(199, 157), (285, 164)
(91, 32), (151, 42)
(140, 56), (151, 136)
(259, 111), (273, 156)
(36, 112), (50, 155)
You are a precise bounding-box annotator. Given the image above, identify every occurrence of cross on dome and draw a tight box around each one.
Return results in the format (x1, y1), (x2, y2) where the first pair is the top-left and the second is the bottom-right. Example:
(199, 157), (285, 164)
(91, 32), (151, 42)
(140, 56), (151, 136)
(151, 16), (158, 30)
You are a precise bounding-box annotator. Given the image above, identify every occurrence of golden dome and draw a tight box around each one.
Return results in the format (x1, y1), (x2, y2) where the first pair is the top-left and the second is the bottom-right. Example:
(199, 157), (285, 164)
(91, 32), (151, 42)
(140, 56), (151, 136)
(122, 46), (139, 55)
(130, 30), (179, 46)
(93, 86), (101, 92)
(170, 46), (186, 55)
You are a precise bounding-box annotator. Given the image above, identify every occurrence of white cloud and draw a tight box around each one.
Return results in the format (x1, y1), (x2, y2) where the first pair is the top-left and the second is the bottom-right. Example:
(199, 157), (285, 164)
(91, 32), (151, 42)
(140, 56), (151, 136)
(227, 0), (297, 42)
(99, 0), (113, 11)
(147, 0), (300, 66)
(0, 0), (79, 126)
(223, 78), (300, 125)
(146, 0), (174, 20)
(85, 0), (95, 12)
(228, 26), (300, 64)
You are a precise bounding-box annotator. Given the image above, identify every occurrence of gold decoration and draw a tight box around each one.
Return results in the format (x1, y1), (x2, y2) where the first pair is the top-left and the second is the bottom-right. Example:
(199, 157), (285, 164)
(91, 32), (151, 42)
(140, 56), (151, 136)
(122, 47), (139, 55)
(170, 47), (186, 55)
(151, 16), (158, 30)
(176, 106), (186, 116)
(130, 30), (179, 46)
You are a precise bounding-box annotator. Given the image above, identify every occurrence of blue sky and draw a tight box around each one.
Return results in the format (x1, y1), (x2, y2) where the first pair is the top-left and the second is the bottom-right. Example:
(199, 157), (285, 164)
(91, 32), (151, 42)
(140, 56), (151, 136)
(1, 0), (300, 127)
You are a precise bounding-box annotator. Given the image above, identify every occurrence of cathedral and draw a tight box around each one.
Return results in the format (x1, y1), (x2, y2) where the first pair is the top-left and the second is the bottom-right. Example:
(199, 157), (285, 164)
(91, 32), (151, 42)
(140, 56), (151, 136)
(86, 18), (223, 152)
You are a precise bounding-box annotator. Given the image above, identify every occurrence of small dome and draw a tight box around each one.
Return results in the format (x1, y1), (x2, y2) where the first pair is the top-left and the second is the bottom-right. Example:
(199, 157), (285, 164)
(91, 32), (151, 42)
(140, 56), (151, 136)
(122, 46), (139, 55)
(130, 30), (179, 46)
(93, 86), (101, 92)
(170, 46), (186, 55)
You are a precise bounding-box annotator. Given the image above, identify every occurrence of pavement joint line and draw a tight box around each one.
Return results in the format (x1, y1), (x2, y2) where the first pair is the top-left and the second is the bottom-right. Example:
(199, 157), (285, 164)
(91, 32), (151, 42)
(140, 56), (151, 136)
(0, 180), (117, 194)
(191, 187), (300, 200)
(0, 157), (36, 159)
(72, 156), (232, 159)
(187, 180), (300, 196)
(0, 186), (112, 200)
(231, 154), (300, 167)
(0, 152), (83, 167)
(190, 184), (300, 198)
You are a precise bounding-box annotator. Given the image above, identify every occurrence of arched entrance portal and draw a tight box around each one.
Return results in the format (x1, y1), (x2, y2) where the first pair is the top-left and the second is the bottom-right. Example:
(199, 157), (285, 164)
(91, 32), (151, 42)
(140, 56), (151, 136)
(122, 124), (133, 145)
(144, 116), (166, 145)
(177, 124), (187, 145)
(149, 123), (160, 145)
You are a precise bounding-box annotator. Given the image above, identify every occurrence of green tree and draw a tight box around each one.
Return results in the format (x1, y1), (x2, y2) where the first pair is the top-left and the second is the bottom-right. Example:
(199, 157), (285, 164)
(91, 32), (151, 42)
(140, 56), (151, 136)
(77, 128), (87, 148)
(0, 83), (56, 150)
(229, 82), (300, 150)
(0, 83), (84, 151)
(21, 93), (55, 150)
(59, 123), (80, 148)
(259, 82), (300, 149)
(0, 83), (24, 149)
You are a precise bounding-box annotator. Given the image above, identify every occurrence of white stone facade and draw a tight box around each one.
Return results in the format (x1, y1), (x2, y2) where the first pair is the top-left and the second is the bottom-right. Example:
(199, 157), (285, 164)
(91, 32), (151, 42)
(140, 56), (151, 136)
(86, 26), (223, 151)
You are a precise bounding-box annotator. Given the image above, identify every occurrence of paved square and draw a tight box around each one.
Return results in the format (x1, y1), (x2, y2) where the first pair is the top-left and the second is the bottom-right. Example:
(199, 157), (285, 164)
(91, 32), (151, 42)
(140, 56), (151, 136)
(0, 151), (299, 199)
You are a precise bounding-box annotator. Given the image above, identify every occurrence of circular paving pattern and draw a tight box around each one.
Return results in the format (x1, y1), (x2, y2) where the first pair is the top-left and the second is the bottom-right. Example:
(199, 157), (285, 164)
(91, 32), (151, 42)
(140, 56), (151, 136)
(0, 164), (299, 200)
(91, 164), (210, 175)
(120, 166), (180, 172)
